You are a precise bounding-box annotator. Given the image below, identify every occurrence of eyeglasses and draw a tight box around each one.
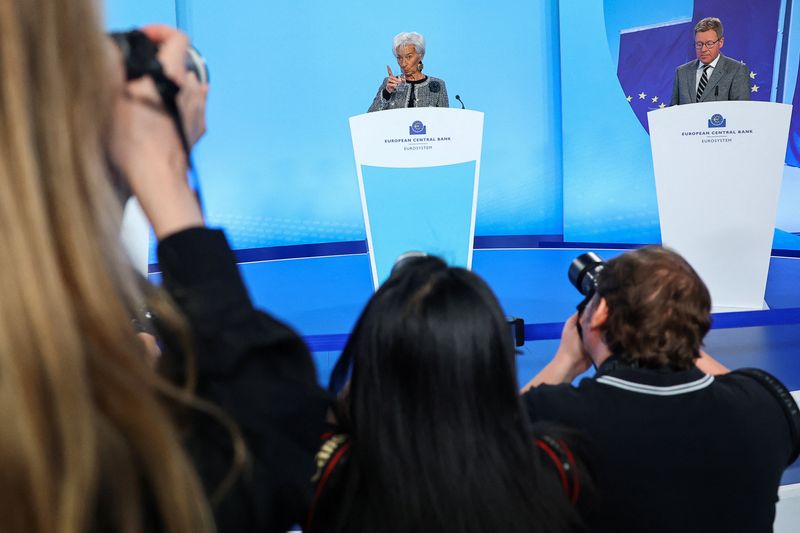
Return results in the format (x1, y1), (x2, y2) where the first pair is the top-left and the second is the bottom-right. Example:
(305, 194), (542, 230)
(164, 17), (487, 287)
(695, 39), (721, 50)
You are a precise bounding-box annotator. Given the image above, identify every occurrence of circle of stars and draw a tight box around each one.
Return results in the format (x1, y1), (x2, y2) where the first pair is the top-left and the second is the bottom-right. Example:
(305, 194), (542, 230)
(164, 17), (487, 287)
(625, 71), (763, 110)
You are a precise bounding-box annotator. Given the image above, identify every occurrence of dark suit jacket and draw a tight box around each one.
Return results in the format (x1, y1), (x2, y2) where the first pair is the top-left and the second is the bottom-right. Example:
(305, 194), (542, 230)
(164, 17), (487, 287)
(669, 53), (751, 106)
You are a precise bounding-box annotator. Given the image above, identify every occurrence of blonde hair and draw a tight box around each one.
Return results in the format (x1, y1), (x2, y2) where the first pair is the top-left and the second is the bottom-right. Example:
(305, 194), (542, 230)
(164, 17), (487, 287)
(0, 0), (225, 531)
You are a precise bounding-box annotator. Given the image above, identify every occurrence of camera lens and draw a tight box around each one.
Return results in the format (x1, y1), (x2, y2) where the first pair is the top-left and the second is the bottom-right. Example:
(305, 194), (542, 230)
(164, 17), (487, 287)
(568, 252), (606, 296)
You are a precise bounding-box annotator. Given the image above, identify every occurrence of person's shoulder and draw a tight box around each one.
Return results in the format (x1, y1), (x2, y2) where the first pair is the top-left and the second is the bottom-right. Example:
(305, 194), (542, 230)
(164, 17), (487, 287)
(426, 76), (447, 87)
(719, 54), (749, 71)
(521, 377), (598, 422)
(425, 77), (446, 95)
(718, 368), (800, 461)
(676, 59), (697, 72)
(716, 368), (794, 405)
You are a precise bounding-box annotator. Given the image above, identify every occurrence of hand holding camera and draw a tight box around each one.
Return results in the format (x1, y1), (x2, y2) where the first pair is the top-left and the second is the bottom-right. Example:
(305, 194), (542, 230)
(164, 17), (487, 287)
(553, 313), (593, 376)
(109, 25), (208, 239)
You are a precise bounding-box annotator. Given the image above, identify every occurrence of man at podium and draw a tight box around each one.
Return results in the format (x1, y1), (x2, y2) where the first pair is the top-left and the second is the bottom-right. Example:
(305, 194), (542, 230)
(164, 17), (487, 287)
(368, 32), (449, 112)
(669, 17), (750, 106)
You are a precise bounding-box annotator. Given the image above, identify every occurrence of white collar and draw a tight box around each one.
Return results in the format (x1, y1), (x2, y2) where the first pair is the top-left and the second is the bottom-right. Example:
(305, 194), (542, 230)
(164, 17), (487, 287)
(698, 54), (722, 71)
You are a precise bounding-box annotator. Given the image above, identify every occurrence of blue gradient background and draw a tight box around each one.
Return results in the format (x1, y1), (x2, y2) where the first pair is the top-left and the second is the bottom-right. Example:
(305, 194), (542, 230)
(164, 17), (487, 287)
(105, 0), (800, 254)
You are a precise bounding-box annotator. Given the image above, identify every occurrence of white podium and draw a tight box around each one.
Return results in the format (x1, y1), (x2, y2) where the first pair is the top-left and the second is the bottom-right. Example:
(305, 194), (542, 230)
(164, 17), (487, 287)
(350, 108), (484, 288)
(648, 101), (792, 311)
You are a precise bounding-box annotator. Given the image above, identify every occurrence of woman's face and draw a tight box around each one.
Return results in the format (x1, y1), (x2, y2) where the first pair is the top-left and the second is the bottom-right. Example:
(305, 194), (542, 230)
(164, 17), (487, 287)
(395, 44), (421, 77)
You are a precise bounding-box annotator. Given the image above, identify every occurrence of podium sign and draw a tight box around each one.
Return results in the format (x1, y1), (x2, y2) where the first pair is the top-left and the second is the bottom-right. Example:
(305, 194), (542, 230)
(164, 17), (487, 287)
(350, 108), (484, 288)
(648, 101), (792, 311)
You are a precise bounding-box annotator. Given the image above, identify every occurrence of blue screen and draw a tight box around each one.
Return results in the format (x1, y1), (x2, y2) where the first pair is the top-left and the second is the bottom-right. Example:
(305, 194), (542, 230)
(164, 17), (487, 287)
(105, 0), (800, 257)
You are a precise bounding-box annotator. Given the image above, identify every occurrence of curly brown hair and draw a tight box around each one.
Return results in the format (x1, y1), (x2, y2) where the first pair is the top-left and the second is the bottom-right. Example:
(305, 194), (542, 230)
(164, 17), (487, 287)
(595, 246), (711, 370)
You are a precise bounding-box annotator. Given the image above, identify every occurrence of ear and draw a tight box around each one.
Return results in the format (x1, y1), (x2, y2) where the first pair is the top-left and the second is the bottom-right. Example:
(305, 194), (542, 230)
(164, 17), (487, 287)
(718, 36), (724, 49)
(589, 297), (609, 329)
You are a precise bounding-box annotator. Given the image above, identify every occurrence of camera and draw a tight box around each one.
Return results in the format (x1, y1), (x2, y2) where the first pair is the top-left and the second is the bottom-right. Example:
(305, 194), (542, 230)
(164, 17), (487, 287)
(109, 30), (209, 85)
(109, 30), (209, 160)
(568, 252), (606, 297)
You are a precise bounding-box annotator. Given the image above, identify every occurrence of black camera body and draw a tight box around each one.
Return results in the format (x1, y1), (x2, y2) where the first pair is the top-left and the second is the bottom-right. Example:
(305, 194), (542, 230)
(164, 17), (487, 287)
(108, 30), (209, 161)
(109, 30), (209, 84)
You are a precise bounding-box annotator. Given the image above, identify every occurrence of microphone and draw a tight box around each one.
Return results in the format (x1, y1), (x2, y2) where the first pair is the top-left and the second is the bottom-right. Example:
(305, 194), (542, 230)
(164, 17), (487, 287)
(455, 94), (465, 109)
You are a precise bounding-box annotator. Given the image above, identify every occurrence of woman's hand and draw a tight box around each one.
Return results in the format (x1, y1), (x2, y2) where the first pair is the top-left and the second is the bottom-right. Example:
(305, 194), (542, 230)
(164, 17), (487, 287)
(109, 25), (207, 239)
(385, 65), (404, 94)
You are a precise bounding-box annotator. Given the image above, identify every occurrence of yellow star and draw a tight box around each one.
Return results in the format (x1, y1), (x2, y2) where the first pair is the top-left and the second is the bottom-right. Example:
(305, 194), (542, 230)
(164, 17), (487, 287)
(751, 84), (760, 93)
(659, 103), (666, 109)
(750, 71), (756, 79)
(626, 95), (632, 102)
(651, 96), (659, 103)
(638, 92), (646, 99)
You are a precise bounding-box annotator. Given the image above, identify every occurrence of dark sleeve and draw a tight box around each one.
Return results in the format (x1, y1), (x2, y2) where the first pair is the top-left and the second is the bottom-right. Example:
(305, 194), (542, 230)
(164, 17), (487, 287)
(728, 368), (800, 465)
(729, 60), (751, 101)
(521, 382), (588, 426)
(157, 227), (330, 533)
(669, 68), (680, 106)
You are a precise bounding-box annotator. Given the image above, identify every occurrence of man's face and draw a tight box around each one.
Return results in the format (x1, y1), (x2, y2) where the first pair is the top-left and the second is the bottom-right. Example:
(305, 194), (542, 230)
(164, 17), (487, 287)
(695, 29), (723, 65)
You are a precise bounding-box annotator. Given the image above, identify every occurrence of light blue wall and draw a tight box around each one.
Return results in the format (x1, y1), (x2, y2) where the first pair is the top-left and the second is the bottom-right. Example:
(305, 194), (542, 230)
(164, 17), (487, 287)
(106, 0), (800, 253)
(104, 0), (175, 29)
(180, 0), (564, 249)
(560, 0), (662, 244)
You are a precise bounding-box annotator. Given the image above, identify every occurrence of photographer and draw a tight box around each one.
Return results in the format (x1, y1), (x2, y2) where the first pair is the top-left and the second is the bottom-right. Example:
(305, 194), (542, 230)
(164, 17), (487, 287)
(308, 256), (587, 533)
(0, 1), (327, 532)
(521, 246), (800, 533)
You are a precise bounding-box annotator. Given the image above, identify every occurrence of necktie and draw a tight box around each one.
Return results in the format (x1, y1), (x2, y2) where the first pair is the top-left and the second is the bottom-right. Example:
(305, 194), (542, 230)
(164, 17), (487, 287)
(697, 65), (711, 102)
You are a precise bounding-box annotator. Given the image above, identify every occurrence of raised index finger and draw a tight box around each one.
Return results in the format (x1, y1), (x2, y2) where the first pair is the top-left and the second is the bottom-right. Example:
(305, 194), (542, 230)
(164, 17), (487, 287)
(386, 65), (394, 77)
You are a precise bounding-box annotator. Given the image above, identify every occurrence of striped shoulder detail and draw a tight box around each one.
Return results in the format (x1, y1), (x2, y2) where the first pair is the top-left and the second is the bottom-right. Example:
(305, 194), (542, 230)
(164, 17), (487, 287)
(595, 374), (714, 396)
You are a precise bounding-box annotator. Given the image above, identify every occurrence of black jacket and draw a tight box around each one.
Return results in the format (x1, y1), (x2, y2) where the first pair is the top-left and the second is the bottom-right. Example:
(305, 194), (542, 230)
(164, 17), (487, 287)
(523, 356), (800, 533)
(158, 228), (330, 532)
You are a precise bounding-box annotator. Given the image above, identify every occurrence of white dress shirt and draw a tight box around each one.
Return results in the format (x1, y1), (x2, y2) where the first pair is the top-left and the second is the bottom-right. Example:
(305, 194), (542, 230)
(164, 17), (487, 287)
(696, 54), (721, 92)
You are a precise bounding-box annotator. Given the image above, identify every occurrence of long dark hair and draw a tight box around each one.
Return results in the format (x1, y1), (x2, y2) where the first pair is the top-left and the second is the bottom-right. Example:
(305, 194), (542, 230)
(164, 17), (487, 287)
(320, 257), (581, 533)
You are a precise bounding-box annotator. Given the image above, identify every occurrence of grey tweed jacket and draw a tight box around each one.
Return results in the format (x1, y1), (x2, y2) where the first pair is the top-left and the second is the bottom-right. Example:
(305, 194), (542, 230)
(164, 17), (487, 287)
(669, 53), (751, 106)
(368, 76), (449, 112)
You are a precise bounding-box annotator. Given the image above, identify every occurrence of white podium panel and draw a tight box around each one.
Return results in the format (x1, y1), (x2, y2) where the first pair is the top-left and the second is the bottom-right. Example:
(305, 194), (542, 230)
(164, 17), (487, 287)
(350, 108), (484, 288)
(648, 101), (792, 311)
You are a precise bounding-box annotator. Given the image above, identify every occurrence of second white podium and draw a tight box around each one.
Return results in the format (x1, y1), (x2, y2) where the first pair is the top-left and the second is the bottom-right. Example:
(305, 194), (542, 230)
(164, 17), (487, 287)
(648, 101), (792, 311)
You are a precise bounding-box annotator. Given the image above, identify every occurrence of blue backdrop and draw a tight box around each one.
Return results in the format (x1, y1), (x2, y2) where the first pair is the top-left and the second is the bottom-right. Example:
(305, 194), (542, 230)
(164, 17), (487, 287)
(105, 0), (800, 257)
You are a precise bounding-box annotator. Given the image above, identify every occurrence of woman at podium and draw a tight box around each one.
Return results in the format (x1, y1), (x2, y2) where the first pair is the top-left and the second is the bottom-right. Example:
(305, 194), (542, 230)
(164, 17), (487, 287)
(368, 32), (449, 112)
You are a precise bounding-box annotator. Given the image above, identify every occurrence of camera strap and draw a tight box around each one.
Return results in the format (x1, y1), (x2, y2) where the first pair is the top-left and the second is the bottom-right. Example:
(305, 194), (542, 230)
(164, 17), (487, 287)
(148, 68), (193, 166)
(114, 30), (193, 165)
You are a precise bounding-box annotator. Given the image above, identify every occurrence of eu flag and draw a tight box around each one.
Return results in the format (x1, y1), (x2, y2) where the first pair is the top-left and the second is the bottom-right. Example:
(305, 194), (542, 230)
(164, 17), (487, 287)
(617, 0), (782, 133)
(617, 20), (692, 133)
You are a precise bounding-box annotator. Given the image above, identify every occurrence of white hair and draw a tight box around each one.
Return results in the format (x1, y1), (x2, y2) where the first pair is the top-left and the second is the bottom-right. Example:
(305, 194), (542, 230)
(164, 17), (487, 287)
(392, 32), (426, 58)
